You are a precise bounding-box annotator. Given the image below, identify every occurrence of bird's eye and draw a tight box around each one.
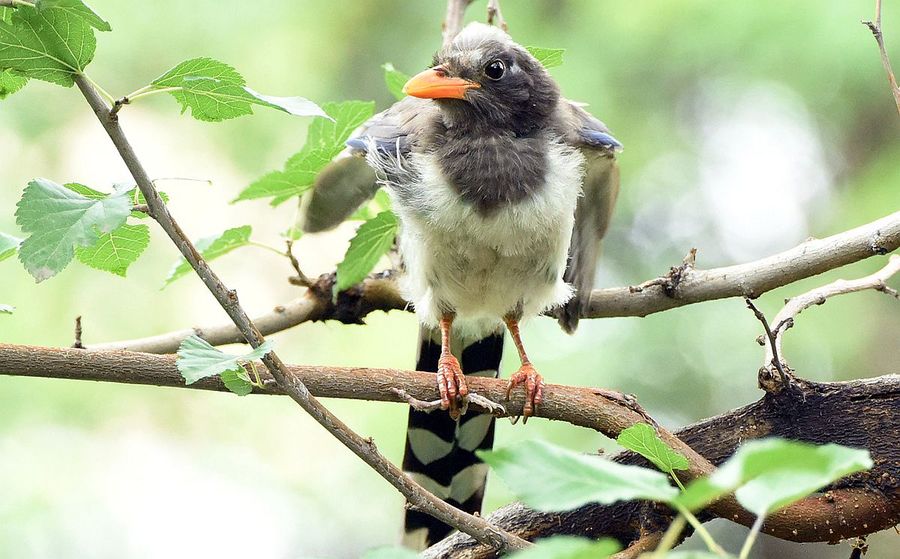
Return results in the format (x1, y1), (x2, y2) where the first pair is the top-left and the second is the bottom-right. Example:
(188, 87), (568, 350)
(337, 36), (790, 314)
(484, 60), (506, 80)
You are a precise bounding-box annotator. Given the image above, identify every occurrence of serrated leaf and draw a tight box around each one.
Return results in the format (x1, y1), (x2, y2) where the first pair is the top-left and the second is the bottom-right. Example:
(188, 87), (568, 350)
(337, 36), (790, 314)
(176, 335), (273, 385)
(234, 100), (375, 204)
(0, 68), (27, 99)
(479, 439), (678, 512)
(36, 0), (110, 32)
(361, 547), (419, 559)
(0, 5), (96, 86)
(335, 211), (397, 293)
(507, 536), (620, 559)
(75, 223), (149, 276)
(382, 63), (409, 101)
(0, 231), (22, 262)
(617, 423), (690, 474)
(0, 304), (13, 314)
(15, 179), (131, 282)
(163, 225), (252, 286)
(526, 46), (565, 69)
(675, 439), (872, 515)
(150, 57), (325, 122)
(220, 367), (253, 396)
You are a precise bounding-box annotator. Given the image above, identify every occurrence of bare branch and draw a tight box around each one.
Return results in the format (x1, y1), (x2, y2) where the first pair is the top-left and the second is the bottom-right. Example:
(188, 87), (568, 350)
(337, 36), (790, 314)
(486, 0), (507, 31)
(90, 212), (900, 354)
(762, 254), (900, 376)
(863, 0), (900, 115)
(444, 0), (474, 46)
(72, 75), (528, 553)
(745, 298), (792, 391)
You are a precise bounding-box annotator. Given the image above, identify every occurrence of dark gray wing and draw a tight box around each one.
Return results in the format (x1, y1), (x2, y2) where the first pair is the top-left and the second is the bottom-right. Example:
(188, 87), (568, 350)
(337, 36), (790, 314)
(301, 96), (437, 232)
(552, 100), (622, 333)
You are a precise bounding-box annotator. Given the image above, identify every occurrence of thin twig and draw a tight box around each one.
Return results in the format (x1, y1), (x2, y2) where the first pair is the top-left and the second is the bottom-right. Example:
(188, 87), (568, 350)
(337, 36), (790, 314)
(285, 239), (313, 287)
(486, 0), (507, 31)
(610, 531), (664, 559)
(863, 0), (900, 115)
(72, 316), (83, 349)
(88, 213), (900, 354)
(443, 0), (474, 46)
(763, 254), (900, 372)
(745, 298), (791, 391)
(72, 74), (529, 553)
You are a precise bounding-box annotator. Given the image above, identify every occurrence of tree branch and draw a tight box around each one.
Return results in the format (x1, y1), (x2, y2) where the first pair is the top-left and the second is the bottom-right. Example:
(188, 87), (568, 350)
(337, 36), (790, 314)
(72, 75), (528, 553)
(443, 0), (474, 46)
(89, 212), (900, 354)
(2, 343), (896, 555)
(863, 0), (900, 115)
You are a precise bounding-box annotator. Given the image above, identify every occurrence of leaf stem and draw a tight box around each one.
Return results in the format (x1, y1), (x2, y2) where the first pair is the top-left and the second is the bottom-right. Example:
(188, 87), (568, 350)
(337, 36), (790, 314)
(651, 513), (687, 557)
(738, 515), (766, 559)
(80, 74), (115, 106)
(248, 241), (287, 257)
(676, 504), (728, 556)
(127, 86), (182, 103)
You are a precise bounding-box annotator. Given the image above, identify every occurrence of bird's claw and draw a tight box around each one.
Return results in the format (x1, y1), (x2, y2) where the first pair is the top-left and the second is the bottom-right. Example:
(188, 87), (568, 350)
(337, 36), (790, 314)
(436, 353), (468, 419)
(506, 363), (543, 423)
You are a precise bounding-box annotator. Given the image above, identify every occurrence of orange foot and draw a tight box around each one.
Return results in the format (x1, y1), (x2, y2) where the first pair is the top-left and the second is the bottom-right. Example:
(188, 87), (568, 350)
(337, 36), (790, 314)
(437, 353), (468, 419)
(506, 363), (544, 420)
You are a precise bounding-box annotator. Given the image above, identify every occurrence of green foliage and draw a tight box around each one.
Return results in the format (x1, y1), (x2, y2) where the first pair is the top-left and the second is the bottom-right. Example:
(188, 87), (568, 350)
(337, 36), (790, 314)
(382, 63), (409, 101)
(0, 68), (27, 99)
(675, 439), (873, 514)
(0, 304), (13, 314)
(150, 57), (326, 122)
(15, 179), (131, 282)
(617, 423), (690, 474)
(334, 210), (398, 293)
(175, 335), (273, 394)
(164, 225), (252, 286)
(508, 536), (620, 559)
(75, 223), (150, 277)
(479, 439), (678, 512)
(234, 100), (374, 204)
(525, 46), (565, 69)
(0, 231), (22, 261)
(0, 4), (96, 86)
(36, 0), (111, 32)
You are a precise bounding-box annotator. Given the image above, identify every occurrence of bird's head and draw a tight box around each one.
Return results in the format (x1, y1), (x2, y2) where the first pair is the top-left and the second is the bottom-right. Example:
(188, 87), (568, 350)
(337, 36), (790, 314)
(403, 22), (559, 136)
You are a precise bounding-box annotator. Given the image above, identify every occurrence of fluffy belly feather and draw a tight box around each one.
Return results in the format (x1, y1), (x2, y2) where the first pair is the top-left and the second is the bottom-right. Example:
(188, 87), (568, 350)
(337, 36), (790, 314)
(387, 142), (585, 340)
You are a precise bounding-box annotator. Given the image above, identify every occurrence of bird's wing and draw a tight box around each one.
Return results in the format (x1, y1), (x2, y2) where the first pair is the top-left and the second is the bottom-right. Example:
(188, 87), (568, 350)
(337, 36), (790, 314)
(301, 96), (436, 232)
(553, 100), (622, 333)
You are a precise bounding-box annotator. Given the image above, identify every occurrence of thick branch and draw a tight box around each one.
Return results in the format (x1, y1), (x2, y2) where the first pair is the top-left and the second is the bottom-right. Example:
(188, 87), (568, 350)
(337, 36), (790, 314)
(1, 343), (897, 554)
(72, 75), (527, 552)
(90, 212), (900, 354)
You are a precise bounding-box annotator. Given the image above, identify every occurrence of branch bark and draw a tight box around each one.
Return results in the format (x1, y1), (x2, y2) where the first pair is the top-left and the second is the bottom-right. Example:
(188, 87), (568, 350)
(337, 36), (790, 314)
(443, 0), (474, 46)
(89, 212), (900, 354)
(72, 75), (528, 553)
(2, 343), (897, 555)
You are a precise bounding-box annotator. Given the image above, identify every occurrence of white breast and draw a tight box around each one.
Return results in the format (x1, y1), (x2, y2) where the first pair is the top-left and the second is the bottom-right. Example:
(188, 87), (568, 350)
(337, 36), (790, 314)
(388, 141), (585, 341)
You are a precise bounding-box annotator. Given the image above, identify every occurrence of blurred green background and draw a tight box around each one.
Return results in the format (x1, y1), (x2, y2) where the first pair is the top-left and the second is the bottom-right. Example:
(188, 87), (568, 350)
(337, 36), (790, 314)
(1, 1), (898, 557)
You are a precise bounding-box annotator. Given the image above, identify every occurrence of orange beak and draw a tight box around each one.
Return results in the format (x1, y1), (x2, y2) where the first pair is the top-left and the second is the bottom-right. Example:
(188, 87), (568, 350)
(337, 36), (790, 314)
(403, 67), (480, 99)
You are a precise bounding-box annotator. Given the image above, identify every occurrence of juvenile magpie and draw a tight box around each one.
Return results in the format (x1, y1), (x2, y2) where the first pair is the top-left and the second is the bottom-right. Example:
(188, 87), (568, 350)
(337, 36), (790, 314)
(302, 22), (620, 548)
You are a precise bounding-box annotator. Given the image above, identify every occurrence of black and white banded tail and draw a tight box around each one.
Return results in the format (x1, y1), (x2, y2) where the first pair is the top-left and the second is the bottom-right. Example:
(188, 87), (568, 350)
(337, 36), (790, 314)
(401, 328), (504, 549)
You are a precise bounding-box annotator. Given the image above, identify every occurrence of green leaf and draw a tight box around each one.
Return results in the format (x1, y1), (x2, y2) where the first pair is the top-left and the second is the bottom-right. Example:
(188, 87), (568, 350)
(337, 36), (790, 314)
(617, 423), (690, 474)
(175, 335), (273, 386)
(526, 46), (565, 69)
(382, 62), (409, 100)
(15, 179), (131, 282)
(36, 0), (111, 32)
(75, 223), (150, 276)
(361, 547), (420, 559)
(0, 304), (13, 314)
(0, 68), (27, 99)
(479, 439), (679, 512)
(234, 100), (375, 204)
(335, 211), (398, 293)
(150, 57), (326, 122)
(507, 536), (620, 559)
(0, 7), (11, 25)
(0, 231), (22, 262)
(0, 5), (96, 86)
(163, 225), (252, 286)
(130, 188), (169, 218)
(676, 439), (873, 515)
(220, 367), (253, 397)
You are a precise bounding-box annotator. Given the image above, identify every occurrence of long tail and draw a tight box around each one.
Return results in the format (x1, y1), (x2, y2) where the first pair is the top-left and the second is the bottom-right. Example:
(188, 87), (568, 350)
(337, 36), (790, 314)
(401, 327), (504, 549)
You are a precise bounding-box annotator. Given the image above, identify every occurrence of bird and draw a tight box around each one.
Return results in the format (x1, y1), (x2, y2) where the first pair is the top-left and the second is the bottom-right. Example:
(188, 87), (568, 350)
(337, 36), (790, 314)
(301, 22), (620, 549)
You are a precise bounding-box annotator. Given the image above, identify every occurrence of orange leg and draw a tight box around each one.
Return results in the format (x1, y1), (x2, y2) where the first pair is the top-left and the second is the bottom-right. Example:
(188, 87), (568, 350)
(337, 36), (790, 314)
(504, 316), (544, 420)
(436, 313), (468, 419)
